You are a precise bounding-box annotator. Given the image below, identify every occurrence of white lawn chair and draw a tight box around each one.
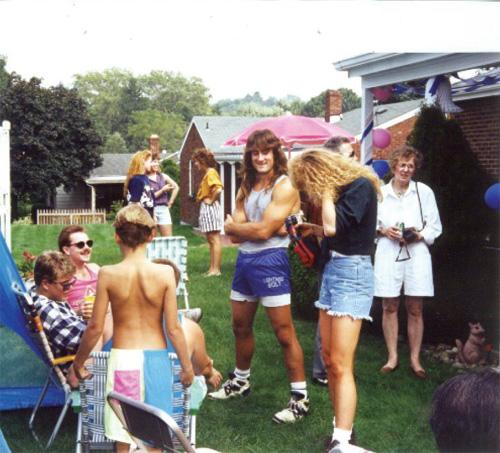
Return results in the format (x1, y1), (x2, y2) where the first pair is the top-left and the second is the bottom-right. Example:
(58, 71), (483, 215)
(147, 236), (190, 309)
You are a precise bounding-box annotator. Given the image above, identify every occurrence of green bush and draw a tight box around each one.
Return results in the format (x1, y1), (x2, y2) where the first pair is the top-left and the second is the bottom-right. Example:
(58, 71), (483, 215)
(106, 199), (125, 222)
(289, 246), (320, 321)
(161, 158), (180, 223)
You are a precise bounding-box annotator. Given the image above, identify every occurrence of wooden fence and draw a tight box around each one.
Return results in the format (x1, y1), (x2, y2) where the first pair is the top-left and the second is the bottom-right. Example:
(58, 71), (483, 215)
(37, 209), (107, 225)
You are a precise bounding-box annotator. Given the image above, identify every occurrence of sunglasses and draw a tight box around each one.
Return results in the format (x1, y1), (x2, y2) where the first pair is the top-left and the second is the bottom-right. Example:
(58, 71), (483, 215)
(70, 240), (94, 249)
(53, 277), (77, 291)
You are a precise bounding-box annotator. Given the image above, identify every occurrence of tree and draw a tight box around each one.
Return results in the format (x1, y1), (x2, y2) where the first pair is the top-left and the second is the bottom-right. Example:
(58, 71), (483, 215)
(0, 56), (9, 94)
(408, 105), (494, 247)
(127, 109), (185, 152)
(102, 132), (128, 154)
(138, 71), (213, 122)
(73, 68), (133, 142)
(0, 74), (102, 217)
(338, 88), (361, 112)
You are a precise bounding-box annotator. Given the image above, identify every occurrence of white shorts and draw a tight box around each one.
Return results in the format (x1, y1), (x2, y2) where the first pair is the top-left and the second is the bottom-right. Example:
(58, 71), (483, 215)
(374, 240), (434, 297)
(230, 289), (291, 308)
(154, 205), (172, 225)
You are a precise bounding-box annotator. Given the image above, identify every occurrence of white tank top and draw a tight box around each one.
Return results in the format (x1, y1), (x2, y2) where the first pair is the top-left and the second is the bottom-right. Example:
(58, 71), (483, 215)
(239, 175), (290, 253)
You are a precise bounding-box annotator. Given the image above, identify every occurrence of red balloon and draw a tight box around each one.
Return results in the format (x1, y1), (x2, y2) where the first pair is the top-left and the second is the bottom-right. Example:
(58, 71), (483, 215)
(372, 86), (392, 102)
(373, 128), (391, 149)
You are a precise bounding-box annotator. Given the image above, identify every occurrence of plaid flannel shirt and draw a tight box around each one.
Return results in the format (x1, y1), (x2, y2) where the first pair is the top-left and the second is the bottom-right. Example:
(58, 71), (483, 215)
(31, 290), (86, 358)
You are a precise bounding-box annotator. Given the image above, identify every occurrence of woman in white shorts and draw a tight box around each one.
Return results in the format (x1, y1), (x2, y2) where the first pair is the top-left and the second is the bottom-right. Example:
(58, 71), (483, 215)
(375, 145), (442, 379)
(147, 159), (179, 236)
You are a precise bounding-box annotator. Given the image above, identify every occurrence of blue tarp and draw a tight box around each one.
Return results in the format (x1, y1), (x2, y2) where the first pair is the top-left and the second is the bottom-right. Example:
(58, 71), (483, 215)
(0, 232), (63, 411)
(0, 427), (11, 453)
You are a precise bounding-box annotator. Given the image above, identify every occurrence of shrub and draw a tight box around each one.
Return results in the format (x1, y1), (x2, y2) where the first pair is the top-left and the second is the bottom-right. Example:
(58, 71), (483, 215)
(161, 158), (180, 223)
(107, 199), (125, 222)
(289, 247), (319, 321)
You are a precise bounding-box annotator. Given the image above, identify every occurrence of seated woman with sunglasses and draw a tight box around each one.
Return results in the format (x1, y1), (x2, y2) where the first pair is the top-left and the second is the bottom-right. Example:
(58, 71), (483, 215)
(374, 146), (442, 379)
(58, 225), (100, 317)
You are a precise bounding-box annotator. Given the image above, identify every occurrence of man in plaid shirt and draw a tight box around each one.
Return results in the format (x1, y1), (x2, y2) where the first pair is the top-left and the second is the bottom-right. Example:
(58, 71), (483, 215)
(32, 251), (111, 358)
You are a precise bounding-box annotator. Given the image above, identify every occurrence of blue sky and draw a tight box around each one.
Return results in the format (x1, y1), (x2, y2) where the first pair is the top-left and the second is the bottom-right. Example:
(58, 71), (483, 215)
(0, 0), (498, 102)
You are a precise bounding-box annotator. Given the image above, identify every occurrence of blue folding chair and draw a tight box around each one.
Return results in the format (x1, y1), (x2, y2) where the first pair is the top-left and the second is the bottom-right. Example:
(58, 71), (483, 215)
(0, 232), (80, 449)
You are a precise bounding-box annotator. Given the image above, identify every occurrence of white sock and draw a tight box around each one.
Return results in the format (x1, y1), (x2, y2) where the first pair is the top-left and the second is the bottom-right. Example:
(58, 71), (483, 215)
(332, 418), (353, 444)
(291, 381), (307, 399)
(234, 368), (250, 380)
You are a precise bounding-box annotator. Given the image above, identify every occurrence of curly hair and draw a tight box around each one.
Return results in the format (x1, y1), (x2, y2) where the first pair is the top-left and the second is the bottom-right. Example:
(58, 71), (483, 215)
(237, 129), (288, 203)
(288, 149), (381, 205)
(124, 150), (152, 197)
(192, 148), (217, 169)
(388, 145), (423, 174)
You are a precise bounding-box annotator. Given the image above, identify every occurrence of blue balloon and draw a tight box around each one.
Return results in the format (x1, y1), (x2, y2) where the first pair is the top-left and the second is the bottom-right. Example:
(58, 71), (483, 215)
(372, 160), (390, 179)
(484, 183), (500, 210)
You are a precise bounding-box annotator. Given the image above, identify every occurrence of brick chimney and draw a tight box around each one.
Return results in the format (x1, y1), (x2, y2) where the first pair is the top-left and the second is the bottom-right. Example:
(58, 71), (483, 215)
(325, 90), (343, 123)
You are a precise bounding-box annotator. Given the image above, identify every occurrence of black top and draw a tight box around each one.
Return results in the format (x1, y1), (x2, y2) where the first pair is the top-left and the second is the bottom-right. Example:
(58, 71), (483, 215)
(322, 177), (377, 256)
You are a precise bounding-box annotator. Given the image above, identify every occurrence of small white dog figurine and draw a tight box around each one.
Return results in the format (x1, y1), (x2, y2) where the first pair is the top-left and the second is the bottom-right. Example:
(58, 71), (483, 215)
(455, 322), (486, 365)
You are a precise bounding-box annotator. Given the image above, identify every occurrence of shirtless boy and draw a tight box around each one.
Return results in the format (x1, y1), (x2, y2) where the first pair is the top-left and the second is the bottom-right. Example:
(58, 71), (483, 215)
(68, 204), (194, 451)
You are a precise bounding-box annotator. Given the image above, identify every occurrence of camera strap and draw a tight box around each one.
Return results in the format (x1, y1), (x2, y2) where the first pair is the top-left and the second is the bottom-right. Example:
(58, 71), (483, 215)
(415, 182), (426, 231)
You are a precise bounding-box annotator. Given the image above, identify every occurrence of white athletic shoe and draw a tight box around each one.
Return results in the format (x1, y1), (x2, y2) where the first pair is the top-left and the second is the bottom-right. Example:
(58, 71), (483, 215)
(272, 391), (310, 424)
(327, 440), (373, 453)
(179, 308), (203, 323)
(207, 372), (250, 400)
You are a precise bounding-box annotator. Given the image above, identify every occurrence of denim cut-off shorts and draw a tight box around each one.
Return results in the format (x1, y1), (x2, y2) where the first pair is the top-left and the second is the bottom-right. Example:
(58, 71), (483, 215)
(315, 252), (374, 321)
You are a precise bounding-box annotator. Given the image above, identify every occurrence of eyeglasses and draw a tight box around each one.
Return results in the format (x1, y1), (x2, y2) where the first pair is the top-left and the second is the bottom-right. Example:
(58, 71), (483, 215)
(53, 277), (77, 291)
(70, 240), (94, 249)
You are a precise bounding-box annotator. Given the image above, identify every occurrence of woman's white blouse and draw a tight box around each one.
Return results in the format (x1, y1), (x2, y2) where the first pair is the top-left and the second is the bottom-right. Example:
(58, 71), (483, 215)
(377, 180), (442, 246)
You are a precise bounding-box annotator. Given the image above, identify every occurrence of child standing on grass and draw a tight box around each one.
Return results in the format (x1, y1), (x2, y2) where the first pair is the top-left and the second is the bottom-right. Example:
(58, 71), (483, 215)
(68, 204), (194, 452)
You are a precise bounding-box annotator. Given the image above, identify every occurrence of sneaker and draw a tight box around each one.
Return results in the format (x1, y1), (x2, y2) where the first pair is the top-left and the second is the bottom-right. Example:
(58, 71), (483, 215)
(327, 440), (372, 453)
(207, 372), (250, 400)
(312, 376), (328, 386)
(179, 308), (203, 323)
(272, 391), (310, 424)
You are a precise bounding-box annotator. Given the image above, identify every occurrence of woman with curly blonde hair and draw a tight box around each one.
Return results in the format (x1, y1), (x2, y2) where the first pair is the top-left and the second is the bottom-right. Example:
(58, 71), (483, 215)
(289, 149), (380, 453)
(124, 150), (154, 218)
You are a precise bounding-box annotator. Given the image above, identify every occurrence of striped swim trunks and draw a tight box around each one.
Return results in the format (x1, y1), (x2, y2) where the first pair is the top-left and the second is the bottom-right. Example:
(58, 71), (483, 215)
(198, 200), (222, 233)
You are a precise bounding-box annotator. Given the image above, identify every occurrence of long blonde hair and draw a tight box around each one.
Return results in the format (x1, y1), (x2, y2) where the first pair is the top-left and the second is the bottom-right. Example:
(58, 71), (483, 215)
(123, 149), (152, 197)
(288, 149), (382, 205)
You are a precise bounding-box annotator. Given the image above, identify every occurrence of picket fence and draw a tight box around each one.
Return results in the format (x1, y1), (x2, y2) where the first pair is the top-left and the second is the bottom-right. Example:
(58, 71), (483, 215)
(37, 209), (107, 225)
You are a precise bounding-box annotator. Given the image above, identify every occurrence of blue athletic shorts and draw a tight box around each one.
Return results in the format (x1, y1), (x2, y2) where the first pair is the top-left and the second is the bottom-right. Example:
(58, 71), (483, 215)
(230, 248), (291, 307)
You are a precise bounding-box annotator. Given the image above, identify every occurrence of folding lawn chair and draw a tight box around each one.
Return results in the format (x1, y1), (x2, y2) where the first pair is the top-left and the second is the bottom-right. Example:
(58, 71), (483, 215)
(0, 232), (81, 449)
(107, 392), (218, 453)
(146, 236), (190, 309)
(78, 351), (193, 452)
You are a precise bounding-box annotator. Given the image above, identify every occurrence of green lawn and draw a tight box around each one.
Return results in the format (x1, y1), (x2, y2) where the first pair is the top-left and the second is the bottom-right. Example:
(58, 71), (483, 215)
(1, 223), (457, 452)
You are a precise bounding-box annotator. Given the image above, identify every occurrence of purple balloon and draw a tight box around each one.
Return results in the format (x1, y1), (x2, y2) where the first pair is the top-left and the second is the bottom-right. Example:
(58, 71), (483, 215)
(373, 128), (391, 149)
(484, 183), (500, 210)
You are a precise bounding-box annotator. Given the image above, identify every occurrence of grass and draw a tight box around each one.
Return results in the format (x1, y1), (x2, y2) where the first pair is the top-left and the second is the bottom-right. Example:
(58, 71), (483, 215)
(1, 223), (458, 452)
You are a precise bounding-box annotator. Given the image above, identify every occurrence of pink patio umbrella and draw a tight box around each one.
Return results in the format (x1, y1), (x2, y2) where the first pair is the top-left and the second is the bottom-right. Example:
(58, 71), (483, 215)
(223, 115), (354, 152)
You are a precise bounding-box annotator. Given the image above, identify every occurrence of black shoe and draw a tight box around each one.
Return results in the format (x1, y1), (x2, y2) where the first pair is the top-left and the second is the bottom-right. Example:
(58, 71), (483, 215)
(312, 376), (328, 386)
